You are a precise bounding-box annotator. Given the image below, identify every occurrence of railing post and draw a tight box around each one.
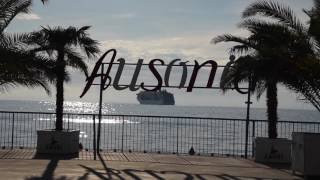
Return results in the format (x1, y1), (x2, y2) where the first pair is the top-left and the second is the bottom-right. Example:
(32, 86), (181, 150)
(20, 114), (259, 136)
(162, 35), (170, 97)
(251, 120), (255, 158)
(97, 65), (104, 156)
(233, 120), (236, 156)
(244, 74), (252, 159)
(176, 118), (179, 155)
(93, 115), (96, 160)
(11, 113), (15, 150)
(67, 114), (70, 130)
(293, 123), (295, 132)
(121, 116), (124, 153)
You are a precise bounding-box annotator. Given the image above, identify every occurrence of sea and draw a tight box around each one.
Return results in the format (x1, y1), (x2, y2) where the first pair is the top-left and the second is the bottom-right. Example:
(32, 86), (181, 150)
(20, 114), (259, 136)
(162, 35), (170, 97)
(0, 100), (319, 121)
(0, 100), (319, 156)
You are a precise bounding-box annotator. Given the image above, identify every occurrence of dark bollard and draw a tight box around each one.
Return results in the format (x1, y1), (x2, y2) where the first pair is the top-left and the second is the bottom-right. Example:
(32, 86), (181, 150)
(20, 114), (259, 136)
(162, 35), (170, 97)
(189, 146), (195, 155)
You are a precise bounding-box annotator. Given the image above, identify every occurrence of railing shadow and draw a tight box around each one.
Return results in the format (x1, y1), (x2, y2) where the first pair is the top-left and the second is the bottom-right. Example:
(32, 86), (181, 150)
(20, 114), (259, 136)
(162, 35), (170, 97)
(77, 153), (300, 180)
(79, 153), (125, 180)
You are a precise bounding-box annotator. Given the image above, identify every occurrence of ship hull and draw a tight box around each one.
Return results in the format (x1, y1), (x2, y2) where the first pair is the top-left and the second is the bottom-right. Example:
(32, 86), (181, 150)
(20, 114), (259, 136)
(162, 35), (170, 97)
(137, 90), (175, 105)
(138, 100), (175, 105)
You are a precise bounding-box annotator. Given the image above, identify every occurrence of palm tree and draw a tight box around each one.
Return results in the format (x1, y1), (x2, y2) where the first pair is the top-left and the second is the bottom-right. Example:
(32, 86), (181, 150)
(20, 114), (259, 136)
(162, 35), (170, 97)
(213, 0), (318, 139)
(27, 26), (100, 130)
(0, 0), (53, 93)
(241, 0), (320, 111)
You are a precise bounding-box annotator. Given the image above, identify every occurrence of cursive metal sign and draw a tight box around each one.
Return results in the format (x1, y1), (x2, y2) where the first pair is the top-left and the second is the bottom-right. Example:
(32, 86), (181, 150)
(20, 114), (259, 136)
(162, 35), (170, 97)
(80, 49), (219, 97)
(79, 48), (252, 160)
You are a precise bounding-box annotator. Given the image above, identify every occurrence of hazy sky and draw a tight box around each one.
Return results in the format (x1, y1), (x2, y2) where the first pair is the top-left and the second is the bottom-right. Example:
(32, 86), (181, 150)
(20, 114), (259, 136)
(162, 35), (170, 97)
(2, 0), (317, 110)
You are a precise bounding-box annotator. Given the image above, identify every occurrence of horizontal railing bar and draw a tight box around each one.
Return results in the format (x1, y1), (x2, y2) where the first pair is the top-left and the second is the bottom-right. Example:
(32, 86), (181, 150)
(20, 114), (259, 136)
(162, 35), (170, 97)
(250, 119), (320, 124)
(0, 111), (254, 121)
(0, 110), (319, 124)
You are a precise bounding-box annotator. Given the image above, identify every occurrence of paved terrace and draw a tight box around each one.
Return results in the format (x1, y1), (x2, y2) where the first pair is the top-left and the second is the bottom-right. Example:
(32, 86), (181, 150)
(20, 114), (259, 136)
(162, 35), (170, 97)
(0, 149), (301, 180)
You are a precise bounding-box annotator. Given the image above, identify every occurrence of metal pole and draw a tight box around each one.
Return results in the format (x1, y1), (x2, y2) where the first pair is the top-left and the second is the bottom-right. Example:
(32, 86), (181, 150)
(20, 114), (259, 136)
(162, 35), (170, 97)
(244, 75), (252, 159)
(121, 116), (124, 153)
(11, 113), (15, 150)
(93, 115), (96, 160)
(251, 120), (255, 158)
(67, 114), (70, 130)
(97, 65), (104, 155)
(176, 118), (179, 154)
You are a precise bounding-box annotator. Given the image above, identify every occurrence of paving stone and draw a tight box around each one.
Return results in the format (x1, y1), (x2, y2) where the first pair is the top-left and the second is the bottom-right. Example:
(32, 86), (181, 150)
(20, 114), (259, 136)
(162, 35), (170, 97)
(0, 149), (302, 180)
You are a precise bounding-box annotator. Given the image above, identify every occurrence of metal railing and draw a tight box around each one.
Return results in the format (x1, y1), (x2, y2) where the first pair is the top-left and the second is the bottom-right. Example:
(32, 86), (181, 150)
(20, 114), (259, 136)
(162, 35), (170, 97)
(0, 111), (319, 157)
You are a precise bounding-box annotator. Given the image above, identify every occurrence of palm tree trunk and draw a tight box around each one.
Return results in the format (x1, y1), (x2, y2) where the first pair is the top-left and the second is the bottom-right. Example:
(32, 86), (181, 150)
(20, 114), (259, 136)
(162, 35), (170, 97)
(266, 82), (278, 139)
(55, 51), (65, 131)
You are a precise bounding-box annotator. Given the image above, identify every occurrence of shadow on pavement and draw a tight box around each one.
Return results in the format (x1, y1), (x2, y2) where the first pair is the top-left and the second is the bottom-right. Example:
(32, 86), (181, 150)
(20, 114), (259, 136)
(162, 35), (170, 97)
(77, 153), (301, 180)
(23, 153), (79, 180)
(24, 159), (69, 180)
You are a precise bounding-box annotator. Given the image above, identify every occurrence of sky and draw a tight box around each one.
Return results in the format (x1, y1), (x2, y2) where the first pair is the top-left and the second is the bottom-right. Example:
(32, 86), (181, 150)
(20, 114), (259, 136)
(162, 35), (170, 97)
(2, 0), (317, 110)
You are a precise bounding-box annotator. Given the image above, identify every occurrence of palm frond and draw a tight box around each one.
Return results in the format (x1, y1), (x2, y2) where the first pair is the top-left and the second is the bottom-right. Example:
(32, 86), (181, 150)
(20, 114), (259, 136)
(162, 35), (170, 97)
(76, 26), (100, 58)
(212, 34), (247, 44)
(220, 55), (255, 92)
(314, 0), (320, 10)
(239, 18), (290, 34)
(0, 33), (32, 49)
(27, 25), (100, 86)
(31, 25), (100, 59)
(242, 0), (306, 33)
(0, 77), (50, 95)
(229, 45), (252, 55)
(304, 0), (320, 17)
(254, 80), (267, 99)
(40, 0), (48, 4)
(0, 42), (55, 94)
(0, 0), (32, 33)
(285, 79), (320, 111)
(78, 37), (100, 58)
(78, 26), (91, 33)
(65, 48), (88, 77)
